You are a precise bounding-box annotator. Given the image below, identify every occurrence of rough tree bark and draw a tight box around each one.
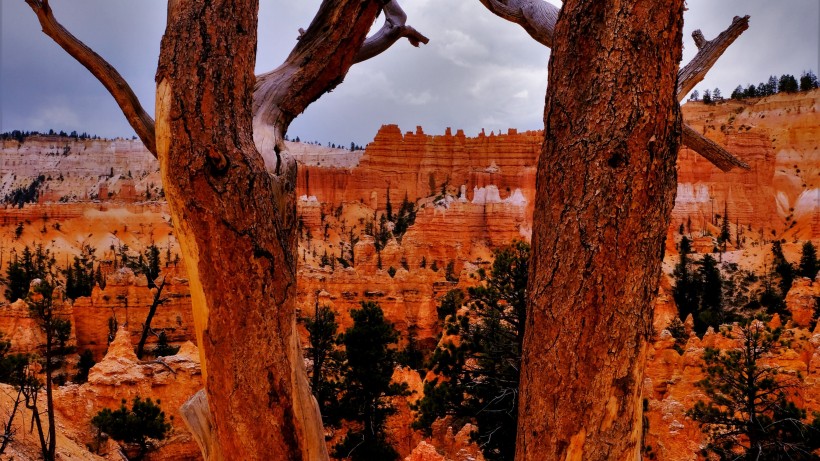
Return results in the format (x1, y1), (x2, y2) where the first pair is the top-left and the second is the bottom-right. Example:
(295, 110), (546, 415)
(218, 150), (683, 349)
(26, 1), (426, 460)
(516, 0), (685, 460)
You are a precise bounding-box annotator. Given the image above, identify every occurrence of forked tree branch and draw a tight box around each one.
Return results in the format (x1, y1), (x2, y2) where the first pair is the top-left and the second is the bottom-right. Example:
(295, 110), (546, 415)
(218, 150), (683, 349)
(354, 0), (430, 63)
(476, 0), (751, 171)
(24, 0), (157, 157)
(677, 16), (750, 100)
(253, 0), (427, 173)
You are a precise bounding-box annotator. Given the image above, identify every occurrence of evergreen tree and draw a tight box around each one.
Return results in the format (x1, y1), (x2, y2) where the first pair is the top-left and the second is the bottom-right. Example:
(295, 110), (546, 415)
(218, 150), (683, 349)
(800, 70), (819, 91)
(415, 241), (529, 460)
(779, 74), (799, 93)
(152, 331), (179, 357)
(718, 204), (731, 252)
(712, 87), (722, 101)
(771, 241), (795, 297)
(689, 90), (700, 101)
(334, 301), (405, 461)
(444, 260), (458, 282)
(396, 324), (425, 372)
(695, 254), (725, 334)
(688, 320), (820, 460)
(731, 85), (744, 100)
(4, 245), (54, 302)
(304, 305), (344, 425)
(767, 75), (779, 95)
(799, 240), (818, 279)
(74, 350), (95, 384)
(64, 244), (96, 300)
(672, 237), (698, 323)
(745, 84), (758, 98)
(26, 272), (67, 461)
(702, 89), (712, 104)
(92, 397), (171, 460)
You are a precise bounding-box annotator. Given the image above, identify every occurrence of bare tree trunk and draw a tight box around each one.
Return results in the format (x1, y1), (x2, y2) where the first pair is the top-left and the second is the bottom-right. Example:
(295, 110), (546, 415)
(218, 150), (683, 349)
(136, 277), (166, 359)
(516, 0), (684, 459)
(155, 1), (320, 459)
(24, 1), (424, 457)
(44, 328), (55, 461)
(154, 1), (384, 458)
(0, 387), (23, 455)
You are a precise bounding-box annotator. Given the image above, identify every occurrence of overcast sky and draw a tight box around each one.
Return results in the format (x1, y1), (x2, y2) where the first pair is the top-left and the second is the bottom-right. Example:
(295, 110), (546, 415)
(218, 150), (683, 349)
(1, 0), (818, 146)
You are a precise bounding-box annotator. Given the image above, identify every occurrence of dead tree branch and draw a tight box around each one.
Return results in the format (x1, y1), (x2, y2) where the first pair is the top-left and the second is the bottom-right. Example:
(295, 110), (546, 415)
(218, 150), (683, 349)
(354, 1), (430, 63)
(682, 124), (750, 172)
(677, 16), (751, 100)
(24, 0), (157, 157)
(136, 276), (168, 359)
(253, 0), (427, 169)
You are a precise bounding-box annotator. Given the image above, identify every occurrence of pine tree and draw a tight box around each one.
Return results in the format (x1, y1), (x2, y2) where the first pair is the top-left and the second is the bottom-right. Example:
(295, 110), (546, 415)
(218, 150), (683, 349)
(702, 89), (712, 104)
(334, 301), (405, 461)
(718, 203), (730, 253)
(695, 254), (725, 334)
(731, 85), (744, 99)
(689, 90), (700, 101)
(799, 241), (818, 279)
(74, 350), (95, 384)
(771, 241), (795, 297)
(415, 241), (529, 460)
(304, 303), (344, 425)
(712, 87), (722, 101)
(688, 320), (820, 460)
(800, 70), (819, 92)
(779, 74), (799, 93)
(767, 75), (779, 95)
(672, 237), (698, 323)
(92, 397), (172, 459)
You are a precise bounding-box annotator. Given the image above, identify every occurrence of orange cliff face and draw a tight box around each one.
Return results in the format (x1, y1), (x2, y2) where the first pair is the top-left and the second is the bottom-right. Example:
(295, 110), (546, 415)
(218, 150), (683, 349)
(676, 90), (820, 240)
(1, 89), (819, 460)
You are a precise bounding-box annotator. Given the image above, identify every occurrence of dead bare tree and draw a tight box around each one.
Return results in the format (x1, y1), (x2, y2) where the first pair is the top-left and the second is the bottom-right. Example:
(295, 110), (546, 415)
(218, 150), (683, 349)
(473, 0), (751, 459)
(24, 1), (427, 459)
(136, 275), (168, 360)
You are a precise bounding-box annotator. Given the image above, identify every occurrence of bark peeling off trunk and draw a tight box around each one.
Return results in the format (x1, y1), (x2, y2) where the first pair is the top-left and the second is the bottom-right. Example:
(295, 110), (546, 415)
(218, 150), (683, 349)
(155, 1), (325, 459)
(516, 0), (685, 460)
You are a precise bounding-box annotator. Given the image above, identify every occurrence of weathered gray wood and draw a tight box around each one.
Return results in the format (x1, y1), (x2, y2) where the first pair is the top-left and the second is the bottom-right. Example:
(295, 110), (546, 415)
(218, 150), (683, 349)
(253, 0), (427, 171)
(355, 0), (429, 63)
(478, 0), (558, 47)
(180, 390), (223, 461)
(677, 16), (750, 100)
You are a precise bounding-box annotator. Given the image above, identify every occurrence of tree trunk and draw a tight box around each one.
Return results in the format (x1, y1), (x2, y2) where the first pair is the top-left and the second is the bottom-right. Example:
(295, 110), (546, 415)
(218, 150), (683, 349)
(516, 0), (684, 460)
(155, 2), (325, 459)
(136, 277), (165, 359)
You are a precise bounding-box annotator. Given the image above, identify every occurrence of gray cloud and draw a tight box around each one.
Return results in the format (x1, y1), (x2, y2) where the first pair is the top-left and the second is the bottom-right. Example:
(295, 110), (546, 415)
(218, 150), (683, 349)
(1, 0), (818, 145)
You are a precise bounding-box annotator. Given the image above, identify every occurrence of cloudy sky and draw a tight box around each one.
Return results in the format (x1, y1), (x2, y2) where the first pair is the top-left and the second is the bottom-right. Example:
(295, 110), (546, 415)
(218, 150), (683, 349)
(1, 0), (818, 146)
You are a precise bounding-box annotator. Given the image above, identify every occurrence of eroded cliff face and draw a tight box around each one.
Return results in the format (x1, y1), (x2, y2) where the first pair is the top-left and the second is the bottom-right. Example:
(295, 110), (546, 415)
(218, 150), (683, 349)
(0, 326), (203, 460)
(1, 89), (818, 460)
